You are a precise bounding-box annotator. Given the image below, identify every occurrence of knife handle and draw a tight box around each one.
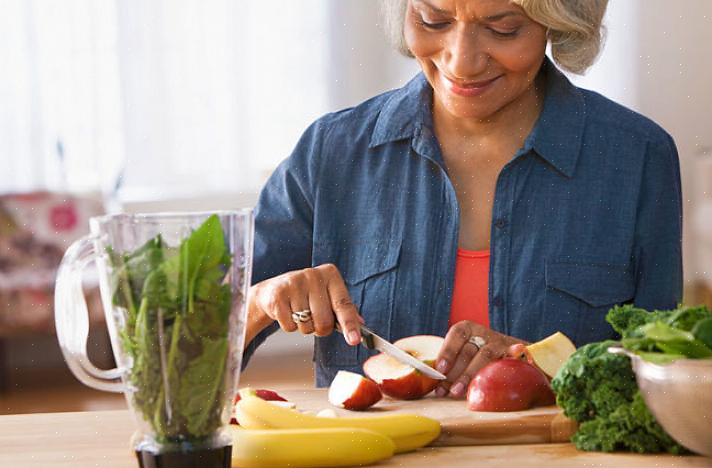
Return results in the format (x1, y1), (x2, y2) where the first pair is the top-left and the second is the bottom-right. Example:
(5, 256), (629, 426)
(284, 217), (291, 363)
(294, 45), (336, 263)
(334, 323), (375, 349)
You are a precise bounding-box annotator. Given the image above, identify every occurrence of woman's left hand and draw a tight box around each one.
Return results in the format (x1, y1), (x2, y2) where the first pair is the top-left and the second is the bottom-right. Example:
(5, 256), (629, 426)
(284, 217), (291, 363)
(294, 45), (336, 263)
(434, 321), (526, 399)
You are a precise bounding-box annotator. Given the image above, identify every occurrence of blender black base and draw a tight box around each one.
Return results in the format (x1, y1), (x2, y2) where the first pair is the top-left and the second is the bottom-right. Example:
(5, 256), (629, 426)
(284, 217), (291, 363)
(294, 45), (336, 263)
(135, 445), (232, 468)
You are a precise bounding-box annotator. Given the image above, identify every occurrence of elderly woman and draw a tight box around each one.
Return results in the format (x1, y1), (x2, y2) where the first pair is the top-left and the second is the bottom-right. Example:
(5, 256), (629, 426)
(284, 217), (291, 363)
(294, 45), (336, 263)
(243, 0), (682, 399)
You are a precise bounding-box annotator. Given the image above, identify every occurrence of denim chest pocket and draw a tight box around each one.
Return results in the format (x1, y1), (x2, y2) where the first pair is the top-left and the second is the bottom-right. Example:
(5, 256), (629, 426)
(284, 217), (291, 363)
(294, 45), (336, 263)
(312, 238), (402, 367)
(545, 261), (635, 345)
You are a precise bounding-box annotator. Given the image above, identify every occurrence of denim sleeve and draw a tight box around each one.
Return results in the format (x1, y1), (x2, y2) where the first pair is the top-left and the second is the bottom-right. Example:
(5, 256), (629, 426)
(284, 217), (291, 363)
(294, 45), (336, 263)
(241, 121), (324, 369)
(632, 133), (683, 310)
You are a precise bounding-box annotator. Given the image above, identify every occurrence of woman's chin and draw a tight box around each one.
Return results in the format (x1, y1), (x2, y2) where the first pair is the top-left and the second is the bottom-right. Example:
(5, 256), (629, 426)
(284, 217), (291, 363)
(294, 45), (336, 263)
(440, 100), (499, 121)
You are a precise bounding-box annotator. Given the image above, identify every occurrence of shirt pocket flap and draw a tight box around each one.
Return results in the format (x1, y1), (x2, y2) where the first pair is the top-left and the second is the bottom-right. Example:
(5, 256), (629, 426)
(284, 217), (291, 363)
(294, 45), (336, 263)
(315, 238), (402, 285)
(545, 262), (635, 307)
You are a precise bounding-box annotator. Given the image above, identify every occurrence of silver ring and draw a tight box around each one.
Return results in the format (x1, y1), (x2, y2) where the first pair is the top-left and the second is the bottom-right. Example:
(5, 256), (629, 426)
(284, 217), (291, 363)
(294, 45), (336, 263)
(291, 309), (312, 324)
(468, 336), (486, 348)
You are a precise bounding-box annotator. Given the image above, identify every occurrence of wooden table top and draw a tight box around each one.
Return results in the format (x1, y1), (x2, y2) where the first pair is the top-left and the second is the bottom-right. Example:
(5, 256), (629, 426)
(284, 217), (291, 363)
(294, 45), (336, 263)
(1, 409), (710, 467)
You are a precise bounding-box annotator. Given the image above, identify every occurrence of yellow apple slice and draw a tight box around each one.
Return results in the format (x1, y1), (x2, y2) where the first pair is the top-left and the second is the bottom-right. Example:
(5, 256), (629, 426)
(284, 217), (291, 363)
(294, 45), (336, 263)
(525, 332), (576, 378)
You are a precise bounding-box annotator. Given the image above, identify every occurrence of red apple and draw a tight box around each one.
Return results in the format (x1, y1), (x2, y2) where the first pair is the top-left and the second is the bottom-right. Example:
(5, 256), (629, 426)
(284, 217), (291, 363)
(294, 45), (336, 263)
(231, 388), (287, 424)
(363, 335), (444, 400)
(328, 370), (382, 410)
(466, 358), (555, 412)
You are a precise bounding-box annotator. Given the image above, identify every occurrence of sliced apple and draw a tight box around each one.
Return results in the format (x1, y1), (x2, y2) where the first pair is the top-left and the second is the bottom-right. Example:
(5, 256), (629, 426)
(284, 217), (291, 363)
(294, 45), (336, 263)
(328, 370), (382, 411)
(525, 332), (576, 378)
(363, 335), (444, 400)
(231, 388), (289, 424)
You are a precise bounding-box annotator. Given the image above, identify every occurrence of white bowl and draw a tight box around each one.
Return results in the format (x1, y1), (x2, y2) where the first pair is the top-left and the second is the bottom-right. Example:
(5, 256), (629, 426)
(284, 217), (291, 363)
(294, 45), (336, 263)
(609, 347), (712, 457)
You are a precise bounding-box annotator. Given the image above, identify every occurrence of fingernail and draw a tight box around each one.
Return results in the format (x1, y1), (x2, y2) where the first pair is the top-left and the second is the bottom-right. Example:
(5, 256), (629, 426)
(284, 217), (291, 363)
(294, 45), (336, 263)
(348, 330), (361, 345)
(436, 359), (448, 373)
(450, 382), (465, 397)
(435, 387), (447, 397)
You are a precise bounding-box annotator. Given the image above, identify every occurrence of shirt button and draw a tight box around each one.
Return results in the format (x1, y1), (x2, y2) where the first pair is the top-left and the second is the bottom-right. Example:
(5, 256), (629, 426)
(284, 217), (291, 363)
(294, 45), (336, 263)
(494, 218), (507, 229)
(493, 297), (504, 308)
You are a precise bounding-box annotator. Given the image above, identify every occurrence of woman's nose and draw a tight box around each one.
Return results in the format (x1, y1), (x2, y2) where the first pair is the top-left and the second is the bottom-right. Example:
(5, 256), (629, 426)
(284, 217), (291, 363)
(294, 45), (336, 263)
(444, 24), (489, 79)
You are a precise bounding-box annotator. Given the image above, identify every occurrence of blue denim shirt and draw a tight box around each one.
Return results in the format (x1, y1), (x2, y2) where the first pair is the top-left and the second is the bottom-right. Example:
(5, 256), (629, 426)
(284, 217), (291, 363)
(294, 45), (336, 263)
(245, 59), (683, 387)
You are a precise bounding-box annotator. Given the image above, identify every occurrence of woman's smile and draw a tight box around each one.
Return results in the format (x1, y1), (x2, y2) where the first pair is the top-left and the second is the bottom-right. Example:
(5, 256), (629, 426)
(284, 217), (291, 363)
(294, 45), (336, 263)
(441, 73), (502, 98)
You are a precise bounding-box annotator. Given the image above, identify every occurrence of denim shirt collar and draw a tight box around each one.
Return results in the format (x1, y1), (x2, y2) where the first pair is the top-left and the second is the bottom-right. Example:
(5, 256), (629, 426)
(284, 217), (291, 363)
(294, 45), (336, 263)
(369, 58), (586, 178)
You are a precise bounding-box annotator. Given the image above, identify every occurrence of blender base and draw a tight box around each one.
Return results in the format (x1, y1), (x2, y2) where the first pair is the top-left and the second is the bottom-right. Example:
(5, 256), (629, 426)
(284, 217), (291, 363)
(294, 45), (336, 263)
(135, 445), (232, 468)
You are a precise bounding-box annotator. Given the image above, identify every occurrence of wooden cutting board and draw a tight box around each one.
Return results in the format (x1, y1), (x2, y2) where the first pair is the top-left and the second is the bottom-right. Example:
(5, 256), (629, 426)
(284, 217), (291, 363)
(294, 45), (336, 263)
(280, 389), (578, 447)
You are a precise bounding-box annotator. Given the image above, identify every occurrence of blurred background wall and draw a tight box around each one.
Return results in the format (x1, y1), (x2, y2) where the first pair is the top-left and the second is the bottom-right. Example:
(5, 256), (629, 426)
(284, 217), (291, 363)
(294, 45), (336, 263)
(1, 0), (711, 412)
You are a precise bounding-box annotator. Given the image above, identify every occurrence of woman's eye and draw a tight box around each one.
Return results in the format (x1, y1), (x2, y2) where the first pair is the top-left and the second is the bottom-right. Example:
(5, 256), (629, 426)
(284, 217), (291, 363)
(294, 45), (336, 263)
(418, 18), (451, 30)
(488, 28), (520, 38)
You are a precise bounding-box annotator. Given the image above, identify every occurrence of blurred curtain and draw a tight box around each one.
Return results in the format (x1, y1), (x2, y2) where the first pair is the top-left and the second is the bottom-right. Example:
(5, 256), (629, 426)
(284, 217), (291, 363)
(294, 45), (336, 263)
(0, 0), (331, 199)
(0, 0), (123, 194)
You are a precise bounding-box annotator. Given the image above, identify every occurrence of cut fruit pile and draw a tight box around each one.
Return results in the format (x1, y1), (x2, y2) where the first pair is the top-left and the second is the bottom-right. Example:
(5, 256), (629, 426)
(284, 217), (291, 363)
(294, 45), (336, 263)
(228, 331), (577, 465)
(327, 332), (576, 413)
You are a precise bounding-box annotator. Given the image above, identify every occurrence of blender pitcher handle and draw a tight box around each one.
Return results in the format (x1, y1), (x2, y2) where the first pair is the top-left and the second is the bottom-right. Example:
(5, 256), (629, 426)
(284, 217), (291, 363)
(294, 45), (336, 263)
(55, 235), (124, 392)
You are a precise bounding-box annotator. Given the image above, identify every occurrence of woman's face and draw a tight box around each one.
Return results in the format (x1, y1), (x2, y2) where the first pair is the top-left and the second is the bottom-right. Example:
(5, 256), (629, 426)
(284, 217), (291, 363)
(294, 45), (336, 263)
(404, 0), (547, 120)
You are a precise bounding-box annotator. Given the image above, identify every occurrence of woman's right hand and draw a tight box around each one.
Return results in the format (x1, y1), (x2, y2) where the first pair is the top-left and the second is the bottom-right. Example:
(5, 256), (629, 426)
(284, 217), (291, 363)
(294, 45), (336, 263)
(246, 263), (364, 346)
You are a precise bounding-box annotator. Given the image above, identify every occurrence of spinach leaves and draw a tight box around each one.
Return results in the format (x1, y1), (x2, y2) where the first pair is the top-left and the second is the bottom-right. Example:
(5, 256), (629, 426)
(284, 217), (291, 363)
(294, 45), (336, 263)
(112, 215), (233, 444)
(619, 305), (712, 365)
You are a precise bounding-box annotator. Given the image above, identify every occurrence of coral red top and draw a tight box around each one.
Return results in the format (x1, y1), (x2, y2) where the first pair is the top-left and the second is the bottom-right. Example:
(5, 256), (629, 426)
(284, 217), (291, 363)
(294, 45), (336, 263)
(448, 248), (490, 328)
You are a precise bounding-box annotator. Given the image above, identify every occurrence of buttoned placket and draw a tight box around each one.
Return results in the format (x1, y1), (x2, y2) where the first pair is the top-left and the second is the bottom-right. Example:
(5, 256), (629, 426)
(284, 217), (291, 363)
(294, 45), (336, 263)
(410, 123), (538, 336)
(488, 147), (533, 334)
(409, 124), (460, 337)
(489, 166), (511, 333)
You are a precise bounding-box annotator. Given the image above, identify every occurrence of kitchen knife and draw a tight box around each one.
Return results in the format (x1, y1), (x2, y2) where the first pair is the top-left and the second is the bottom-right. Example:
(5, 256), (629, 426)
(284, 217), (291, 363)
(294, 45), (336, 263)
(337, 323), (446, 380)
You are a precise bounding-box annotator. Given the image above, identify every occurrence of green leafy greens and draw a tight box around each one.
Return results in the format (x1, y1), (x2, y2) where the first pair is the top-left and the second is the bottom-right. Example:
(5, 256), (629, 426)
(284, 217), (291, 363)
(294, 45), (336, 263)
(619, 305), (712, 365)
(112, 215), (233, 445)
(552, 304), (712, 453)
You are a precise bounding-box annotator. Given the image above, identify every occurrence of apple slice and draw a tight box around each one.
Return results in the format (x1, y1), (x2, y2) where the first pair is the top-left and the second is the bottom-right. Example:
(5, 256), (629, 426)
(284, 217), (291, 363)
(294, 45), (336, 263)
(512, 332), (576, 378)
(328, 370), (382, 411)
(231, 388), (288, 424)
(363, 335), (444, 400)
(237, 389), (287, 404)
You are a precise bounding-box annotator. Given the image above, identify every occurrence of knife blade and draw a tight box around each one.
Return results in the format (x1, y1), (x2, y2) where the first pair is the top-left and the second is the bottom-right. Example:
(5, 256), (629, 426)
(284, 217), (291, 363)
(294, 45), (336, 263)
(338, 324), (446, 380)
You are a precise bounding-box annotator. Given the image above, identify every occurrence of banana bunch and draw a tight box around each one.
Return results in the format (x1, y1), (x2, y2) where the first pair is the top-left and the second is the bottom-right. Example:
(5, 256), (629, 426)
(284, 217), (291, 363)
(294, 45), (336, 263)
(234, 391), (441, 455)
(230, 426), (395, 467)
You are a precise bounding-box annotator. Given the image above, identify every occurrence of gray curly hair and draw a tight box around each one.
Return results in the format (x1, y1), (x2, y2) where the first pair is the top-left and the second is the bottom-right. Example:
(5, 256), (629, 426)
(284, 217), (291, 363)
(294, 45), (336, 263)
(381, 0), (608, 75)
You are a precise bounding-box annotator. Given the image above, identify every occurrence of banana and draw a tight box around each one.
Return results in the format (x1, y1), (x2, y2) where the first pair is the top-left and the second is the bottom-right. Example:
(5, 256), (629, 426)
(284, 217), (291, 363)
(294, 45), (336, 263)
(230, 426), (395, 467)
(235, 393), (441, 453)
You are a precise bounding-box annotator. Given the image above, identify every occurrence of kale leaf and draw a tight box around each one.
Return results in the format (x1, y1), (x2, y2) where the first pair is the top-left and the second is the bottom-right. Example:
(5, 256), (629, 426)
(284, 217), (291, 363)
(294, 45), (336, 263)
(551, 340), (638, 423)
(572, 393), (683, 454)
